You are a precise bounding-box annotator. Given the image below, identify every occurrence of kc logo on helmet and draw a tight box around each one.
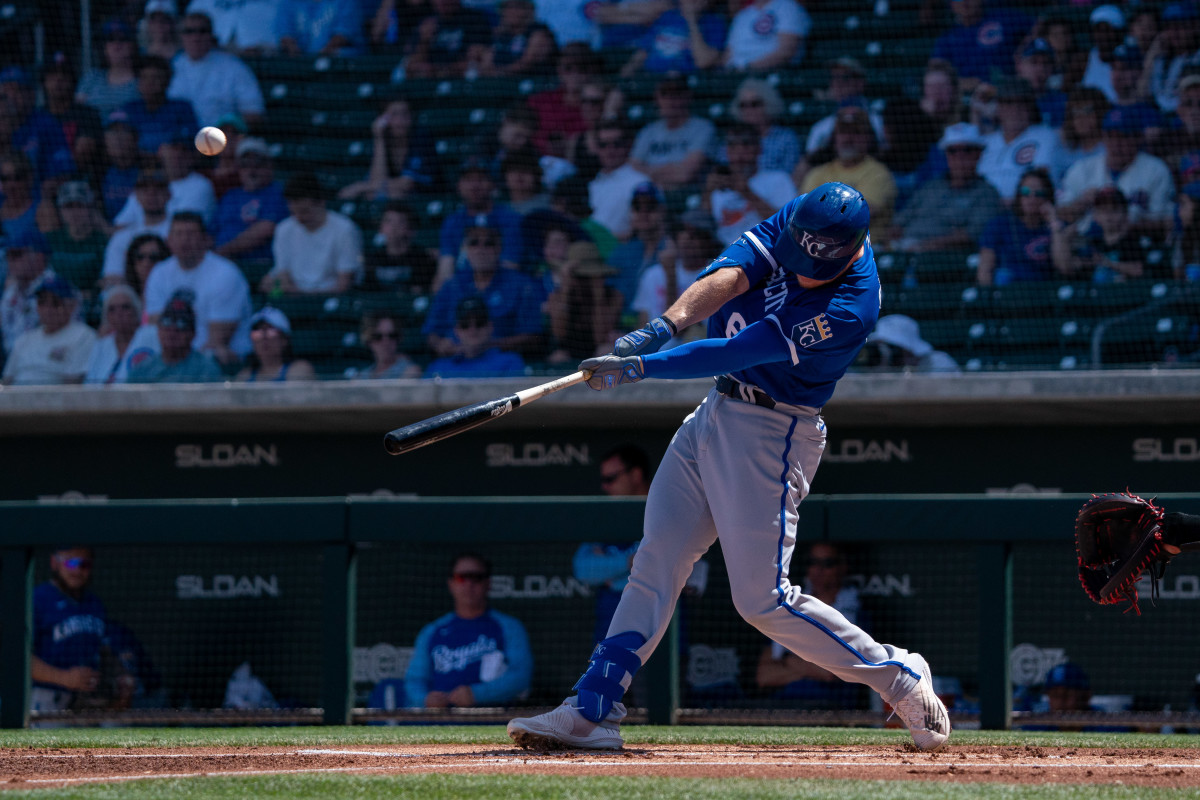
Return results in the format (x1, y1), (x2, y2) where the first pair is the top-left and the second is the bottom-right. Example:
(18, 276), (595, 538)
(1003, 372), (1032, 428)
(791, 314), (833, 348)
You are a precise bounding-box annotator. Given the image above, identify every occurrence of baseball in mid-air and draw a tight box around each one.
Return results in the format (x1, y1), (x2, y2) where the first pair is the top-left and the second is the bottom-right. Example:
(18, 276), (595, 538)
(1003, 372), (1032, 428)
(194, 126), (227, 156)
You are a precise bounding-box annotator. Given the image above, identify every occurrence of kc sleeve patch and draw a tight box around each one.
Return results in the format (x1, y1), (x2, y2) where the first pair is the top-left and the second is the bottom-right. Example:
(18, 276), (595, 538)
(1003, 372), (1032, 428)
(790, 313), (834, 348)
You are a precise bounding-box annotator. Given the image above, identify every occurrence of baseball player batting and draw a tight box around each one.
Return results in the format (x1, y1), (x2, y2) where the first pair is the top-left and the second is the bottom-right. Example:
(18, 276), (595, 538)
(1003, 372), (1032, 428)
(508, 182), (951, 752)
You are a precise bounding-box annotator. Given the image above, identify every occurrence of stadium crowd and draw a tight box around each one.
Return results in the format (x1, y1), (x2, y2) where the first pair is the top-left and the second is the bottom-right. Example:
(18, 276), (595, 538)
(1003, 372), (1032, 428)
(2, 0), (1200, 383)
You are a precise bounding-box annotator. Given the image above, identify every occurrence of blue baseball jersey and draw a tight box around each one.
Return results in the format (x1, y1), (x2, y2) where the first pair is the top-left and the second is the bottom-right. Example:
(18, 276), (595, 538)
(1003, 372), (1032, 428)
(32, 582), (108, 686)
(700, 197), (881, 408)
(404, 609), (533, 708)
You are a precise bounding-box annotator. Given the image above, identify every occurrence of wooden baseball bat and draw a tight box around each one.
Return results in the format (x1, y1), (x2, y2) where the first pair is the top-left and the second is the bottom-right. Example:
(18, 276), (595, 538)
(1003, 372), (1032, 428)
(383, 370), (589, 455)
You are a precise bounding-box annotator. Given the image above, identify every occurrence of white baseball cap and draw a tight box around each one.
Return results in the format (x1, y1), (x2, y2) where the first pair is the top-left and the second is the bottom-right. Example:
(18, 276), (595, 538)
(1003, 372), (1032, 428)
(249, 306), (292, 336)
(1089, 4), (1125, 28)
(938, 122), (985, 151)
(145, 0), (178, 16)
(870, 315), (932, 357)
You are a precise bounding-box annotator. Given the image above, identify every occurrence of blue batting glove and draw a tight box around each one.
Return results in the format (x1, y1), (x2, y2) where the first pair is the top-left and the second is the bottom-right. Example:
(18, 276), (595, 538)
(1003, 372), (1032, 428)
(613, 316), (678, 357)
(580, 355), (646, 391)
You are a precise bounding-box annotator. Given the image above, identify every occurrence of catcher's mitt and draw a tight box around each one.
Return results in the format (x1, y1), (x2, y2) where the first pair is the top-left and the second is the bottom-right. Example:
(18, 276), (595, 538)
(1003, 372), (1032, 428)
(1075, 491), (1168, 614)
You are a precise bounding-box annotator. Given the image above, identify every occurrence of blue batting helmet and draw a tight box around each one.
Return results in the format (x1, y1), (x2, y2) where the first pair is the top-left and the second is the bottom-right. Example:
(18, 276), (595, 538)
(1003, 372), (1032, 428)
(777, 182), (870, 281)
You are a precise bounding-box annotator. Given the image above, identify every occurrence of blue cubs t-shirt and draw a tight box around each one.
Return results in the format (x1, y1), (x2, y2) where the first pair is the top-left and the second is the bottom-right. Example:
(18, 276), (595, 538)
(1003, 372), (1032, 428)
(698, 196), (881, 408)
(32, 582), (108, 686)
(979, 212), (1054, 284)
(213, 182), (289, 262)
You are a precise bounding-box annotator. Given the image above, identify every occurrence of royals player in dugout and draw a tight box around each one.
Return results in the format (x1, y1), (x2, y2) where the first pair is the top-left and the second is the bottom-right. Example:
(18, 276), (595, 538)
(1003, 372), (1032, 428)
(508, 182), (951, 752)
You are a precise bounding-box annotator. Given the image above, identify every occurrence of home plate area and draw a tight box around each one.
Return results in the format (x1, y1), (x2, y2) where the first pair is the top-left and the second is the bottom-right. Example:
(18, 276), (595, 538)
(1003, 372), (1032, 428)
(3, 744), (1200, 788)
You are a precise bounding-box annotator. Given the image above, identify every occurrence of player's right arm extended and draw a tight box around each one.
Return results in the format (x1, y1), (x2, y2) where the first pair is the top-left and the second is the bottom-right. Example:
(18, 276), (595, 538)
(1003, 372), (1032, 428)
(643, 319), (791, 379)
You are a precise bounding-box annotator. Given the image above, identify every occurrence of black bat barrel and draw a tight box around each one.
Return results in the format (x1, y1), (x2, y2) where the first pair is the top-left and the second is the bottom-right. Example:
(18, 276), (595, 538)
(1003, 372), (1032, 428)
(383, 395), (520, 455)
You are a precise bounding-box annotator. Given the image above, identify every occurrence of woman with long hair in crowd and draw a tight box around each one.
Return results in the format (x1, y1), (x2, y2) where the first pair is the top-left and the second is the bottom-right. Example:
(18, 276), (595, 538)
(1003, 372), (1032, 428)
(976, 167), (1067, 285)
(346, 311), (422, 378)
(1055, 88), (1109, 176)
(338, 98), (435, 200)
(123, 232), (170, 304)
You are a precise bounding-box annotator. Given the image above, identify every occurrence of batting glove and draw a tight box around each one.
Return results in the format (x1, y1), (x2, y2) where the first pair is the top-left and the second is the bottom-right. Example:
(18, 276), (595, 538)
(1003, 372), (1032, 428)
(613, 316), (677, 357)
(580, 355), (646, 391)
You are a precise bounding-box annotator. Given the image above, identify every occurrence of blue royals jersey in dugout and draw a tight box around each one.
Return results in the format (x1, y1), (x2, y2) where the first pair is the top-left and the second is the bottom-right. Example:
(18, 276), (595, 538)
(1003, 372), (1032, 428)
(426, 612), (509, 693)
(32, 582), (108, 684)
(703, 196), (881, 409)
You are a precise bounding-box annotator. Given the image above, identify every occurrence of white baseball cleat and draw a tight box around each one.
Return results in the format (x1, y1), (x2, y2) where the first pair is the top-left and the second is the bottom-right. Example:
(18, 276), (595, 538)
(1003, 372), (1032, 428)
(891, 654), (951, 752)
(507, 698), (626, 751)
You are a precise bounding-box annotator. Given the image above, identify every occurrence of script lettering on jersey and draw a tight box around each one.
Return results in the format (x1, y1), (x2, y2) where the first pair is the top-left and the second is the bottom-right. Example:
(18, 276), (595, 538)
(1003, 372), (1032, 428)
(762, 258), (790, 315)
(790, 314), (833, 348)
(53, 615), (106, 643)
(175, 444), (280, 468)
(432, 634), (498, 674)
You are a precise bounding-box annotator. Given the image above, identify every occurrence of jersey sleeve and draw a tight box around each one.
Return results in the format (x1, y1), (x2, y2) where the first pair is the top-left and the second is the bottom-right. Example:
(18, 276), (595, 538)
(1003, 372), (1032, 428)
(403, 621), (436, 708)
(470, 612), (533, 705)
(572, 543), (637, 586)
(642, 318), (793, 379)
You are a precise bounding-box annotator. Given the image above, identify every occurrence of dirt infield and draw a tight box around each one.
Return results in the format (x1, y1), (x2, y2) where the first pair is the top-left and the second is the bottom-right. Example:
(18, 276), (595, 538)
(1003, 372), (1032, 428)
(4, 743), (1200, 789)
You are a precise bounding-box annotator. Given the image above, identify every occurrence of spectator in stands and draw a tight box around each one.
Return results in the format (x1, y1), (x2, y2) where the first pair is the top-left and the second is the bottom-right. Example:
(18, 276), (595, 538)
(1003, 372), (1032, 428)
(102, 170), (172, 288)
(930, 0), (1031, 91)
(264, 172), (364, 295)
(976, 79), (1060, 203)
(0, 66), (75, 184)
(433, 157), (524, 290)
(800, 106), (897, 246)
(1058, 186), (1172, 283)
(564, 80), (614, 182)
(167, 11), (265, 129)
(1017, 38), (1067, 130)
(277, 0), (365, 55)
(425, 295), (529, 377)
(977, 166), (1063, 285)
(588, 119), (651, 242)
(544, 240), (623, 363)
(0, 153), (48, 245)
(208, 112), (250, 198)
(1, 275), (96, 386)
(1057, 107), (1176, 237)
(424, 222), (545, 359)
(369, 0), (425, 53)
(1081, 4), (1126, 103)
(403, 552), (532, 708)
(861, 314), (960, 374)
(1, 230), (51, 354)
(46, 182), (107, 302)
(1173, 181), (1200, 278)
(486, 102), (541, 180)
(501, 150), (549, 215)
(76, 19), (140, 119)
(1030, 9), (1085, 92)
(1158, 76), (1200, 184)
(211, 137), (287, 263)
(630, 208), (714, 342)
(630, 74), (715, 192)
(41, 55), (104, 185)
(1107, 43), (1162, 140)
(29, 547), (118, 713)
(805, 58), (883, 160)
(530, 218), (576, 292)
(401, 0), (491, 79)
(919, 59), (961, 133)
(620, 0), (726, 76)
(127, 293), (224, 382)
(756, 543), (869, 709)
(338, 99), (435, 201)
(724, 0), (809, 72)
(121, 55), (199, 157)
(141, 0), (182, 61)
(1055, 88), (1109, 177)
(529, 42), (605, 157)
(234, 306), (315, 382)
(116, 131), (218, 227)
(1142, 2), (1200, 115)
(100, 112), (141, 220)
(361, 201), (437, 294)
(608, 181), (673, 311)
(187, 0), (282, 56)
(484, 0), (555, 77)
(84, 285), (143, 384)
(891, 123), (1003, 254)
(728, 78), (801, 176)
(145, 211), (253, 363)
(706, 122), (795, 246)
(346, 310), (423, 378)
(879, 97), (943, 200)
(123, 232), (171, 300)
